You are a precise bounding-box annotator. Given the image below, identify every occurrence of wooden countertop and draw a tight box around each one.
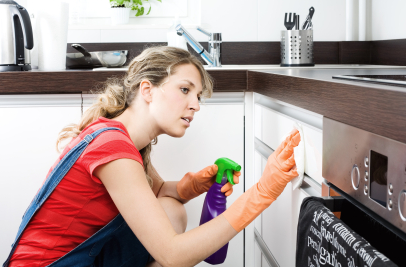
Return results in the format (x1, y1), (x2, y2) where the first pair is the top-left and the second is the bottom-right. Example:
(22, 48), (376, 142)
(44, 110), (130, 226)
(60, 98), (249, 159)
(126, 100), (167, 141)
(0, 69), (246, 94)
(1, 67), (405, 143)
(248, 68), (406, 144)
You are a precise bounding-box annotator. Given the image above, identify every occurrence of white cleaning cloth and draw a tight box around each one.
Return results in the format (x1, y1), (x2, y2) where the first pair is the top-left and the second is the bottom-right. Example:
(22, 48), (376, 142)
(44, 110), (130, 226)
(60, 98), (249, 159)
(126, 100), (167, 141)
(291, 122), (305, 190)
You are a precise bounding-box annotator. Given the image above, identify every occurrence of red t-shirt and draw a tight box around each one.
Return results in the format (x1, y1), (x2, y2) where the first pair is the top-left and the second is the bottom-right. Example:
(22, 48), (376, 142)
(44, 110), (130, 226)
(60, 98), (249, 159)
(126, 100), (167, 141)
(9, 117), (143, 267)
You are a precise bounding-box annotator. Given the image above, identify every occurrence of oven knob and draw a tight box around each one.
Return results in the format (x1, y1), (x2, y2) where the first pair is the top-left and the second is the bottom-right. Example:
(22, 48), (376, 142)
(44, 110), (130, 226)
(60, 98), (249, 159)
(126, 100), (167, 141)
(399, 190), (406, 221)
(388, 199), (393, 210)
(364, 185), (368, 195)
(389, 183), (393, 195)
(351, 164), (360, 189)
(364, 171), (368, 181)
(364, 157), (369, 168)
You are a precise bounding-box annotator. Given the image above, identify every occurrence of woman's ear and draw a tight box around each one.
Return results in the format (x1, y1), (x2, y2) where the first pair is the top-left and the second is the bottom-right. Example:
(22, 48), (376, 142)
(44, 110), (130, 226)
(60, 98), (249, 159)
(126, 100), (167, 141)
(139, 80), (153, 103)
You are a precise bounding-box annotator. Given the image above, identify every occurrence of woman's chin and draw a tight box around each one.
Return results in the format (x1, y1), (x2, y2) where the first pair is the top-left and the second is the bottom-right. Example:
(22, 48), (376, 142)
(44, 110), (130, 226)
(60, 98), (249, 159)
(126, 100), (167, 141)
(167, 128), (187, 138)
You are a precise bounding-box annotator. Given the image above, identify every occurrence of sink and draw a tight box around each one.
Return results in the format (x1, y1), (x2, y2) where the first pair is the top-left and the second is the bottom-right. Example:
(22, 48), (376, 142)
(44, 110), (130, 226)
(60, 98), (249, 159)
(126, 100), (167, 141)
(93, 64), (406, 71)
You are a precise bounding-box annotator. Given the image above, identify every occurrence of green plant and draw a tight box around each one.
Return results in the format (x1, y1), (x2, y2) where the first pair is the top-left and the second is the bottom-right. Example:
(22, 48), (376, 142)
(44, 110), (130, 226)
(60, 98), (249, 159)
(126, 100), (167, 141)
(110, 0), (162, 17)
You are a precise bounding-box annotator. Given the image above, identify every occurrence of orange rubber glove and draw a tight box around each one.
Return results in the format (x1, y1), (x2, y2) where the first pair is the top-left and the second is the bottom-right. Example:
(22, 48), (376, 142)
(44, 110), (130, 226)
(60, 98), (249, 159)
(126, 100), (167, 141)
(223, 129), (300, 232)
(177, 164), (241, 200)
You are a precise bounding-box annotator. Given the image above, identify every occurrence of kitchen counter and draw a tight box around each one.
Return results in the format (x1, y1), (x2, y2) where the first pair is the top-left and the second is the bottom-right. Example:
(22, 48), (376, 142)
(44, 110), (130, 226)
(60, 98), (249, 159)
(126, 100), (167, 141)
(249, 68), (406, 144)
(1, 65), (405, 143)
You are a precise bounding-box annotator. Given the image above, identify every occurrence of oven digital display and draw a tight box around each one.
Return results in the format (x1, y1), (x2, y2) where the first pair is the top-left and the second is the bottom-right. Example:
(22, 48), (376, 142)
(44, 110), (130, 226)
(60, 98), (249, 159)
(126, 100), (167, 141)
(370, 150), (388, 207)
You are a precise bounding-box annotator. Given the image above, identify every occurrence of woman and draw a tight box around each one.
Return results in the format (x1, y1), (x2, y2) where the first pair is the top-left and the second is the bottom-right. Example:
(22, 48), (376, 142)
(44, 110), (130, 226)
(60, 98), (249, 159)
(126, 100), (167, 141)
(5, 46), (300, 267)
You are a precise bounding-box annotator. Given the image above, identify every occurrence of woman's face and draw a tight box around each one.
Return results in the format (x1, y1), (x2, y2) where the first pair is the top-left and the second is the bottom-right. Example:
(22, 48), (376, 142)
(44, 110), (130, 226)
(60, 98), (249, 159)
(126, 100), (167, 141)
(151, 63), (203, 137)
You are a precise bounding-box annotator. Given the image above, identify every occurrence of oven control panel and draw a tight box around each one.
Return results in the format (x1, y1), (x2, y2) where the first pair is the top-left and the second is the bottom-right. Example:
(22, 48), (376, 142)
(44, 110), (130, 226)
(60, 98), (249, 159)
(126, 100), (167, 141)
(323, 117), (406, 234)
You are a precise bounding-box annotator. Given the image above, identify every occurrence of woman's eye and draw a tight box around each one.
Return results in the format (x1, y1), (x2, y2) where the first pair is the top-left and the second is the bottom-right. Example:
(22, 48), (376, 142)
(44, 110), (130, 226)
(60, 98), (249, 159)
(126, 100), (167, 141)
(181, 87), (189, 94)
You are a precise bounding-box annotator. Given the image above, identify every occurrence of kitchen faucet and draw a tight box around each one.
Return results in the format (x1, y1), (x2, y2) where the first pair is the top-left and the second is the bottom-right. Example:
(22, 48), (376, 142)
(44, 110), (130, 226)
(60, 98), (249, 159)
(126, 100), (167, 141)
(175, 24), (222, 67)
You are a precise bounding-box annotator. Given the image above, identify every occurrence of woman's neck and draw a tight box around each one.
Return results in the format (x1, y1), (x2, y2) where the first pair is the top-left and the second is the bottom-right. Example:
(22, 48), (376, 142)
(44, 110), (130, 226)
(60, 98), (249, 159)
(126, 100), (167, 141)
(113, 105), (161, 151)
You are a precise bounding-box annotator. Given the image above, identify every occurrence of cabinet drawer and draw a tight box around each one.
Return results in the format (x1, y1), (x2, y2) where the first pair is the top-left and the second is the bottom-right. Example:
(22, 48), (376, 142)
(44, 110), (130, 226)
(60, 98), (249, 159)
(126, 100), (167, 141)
(254, 104), (323, 184)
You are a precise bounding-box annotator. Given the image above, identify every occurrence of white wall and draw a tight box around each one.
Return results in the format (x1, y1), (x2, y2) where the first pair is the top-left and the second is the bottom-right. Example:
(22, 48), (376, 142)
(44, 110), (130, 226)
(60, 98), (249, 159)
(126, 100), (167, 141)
(21, 0), (406, 43)
(370, 0), (406, 40)
(25, 0), (347, 43)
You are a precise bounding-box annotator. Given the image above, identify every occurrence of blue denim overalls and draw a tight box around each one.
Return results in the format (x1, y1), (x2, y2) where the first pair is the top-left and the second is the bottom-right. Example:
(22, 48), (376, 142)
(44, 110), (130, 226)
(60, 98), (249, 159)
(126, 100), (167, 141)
(3, 127), (151, 267)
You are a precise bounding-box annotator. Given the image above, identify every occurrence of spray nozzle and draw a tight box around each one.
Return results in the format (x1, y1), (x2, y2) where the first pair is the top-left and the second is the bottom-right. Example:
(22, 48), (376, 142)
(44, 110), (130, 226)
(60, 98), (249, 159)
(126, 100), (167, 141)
(214, 157), (241, 185)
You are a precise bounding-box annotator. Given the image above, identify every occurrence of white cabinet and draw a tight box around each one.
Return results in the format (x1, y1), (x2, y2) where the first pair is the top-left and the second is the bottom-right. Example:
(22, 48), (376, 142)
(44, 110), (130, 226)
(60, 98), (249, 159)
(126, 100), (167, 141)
(254, 102), (323, 184)
(0, 95), (82, 262)
(150, 94), (245, 267)
(250, 93), (323, 267)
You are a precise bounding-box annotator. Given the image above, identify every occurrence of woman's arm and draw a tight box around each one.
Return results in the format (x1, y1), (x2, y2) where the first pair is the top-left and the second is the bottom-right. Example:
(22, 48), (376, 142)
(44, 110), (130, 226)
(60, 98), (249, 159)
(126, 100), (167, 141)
(147, 164), (188, 204)
(95, 159), (236, 267)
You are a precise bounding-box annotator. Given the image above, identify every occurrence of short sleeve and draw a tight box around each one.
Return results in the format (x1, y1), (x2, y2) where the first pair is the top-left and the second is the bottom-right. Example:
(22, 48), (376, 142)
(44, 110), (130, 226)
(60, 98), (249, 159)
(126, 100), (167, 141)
(79, 130), (144, 184)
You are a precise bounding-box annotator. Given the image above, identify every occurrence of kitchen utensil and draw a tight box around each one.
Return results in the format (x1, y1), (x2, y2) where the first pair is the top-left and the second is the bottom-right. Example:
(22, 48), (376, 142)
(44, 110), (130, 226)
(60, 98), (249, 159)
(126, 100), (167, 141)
(284, 13), (296, 30)
(280, 29), (314, 67)
(0, 1), (33, 72)
(295, 15), (300, 30)
(66, 44), (128, 69)
(302, 6), (315, 30)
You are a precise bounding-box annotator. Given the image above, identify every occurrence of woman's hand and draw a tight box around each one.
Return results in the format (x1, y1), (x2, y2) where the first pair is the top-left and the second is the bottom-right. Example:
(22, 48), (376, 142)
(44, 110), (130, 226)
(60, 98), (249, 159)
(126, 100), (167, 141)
(259, 129), (300, 201)
(222, 129), (300, 232)
(177, 164), (241, 200)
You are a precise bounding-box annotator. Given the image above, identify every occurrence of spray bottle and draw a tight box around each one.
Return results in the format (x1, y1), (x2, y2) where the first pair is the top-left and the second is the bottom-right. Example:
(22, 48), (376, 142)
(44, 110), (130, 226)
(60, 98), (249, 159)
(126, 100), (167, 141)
(200, 157), (241, 265)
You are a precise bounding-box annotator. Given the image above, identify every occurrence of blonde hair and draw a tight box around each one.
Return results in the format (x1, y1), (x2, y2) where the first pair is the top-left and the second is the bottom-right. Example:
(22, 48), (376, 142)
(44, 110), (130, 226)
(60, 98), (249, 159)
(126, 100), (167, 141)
(57, 46), (214, 187)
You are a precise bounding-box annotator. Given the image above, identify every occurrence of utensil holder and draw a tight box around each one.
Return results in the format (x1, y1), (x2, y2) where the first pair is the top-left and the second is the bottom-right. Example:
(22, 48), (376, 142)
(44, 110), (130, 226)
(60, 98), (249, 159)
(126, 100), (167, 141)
(280, 30), (314, 67)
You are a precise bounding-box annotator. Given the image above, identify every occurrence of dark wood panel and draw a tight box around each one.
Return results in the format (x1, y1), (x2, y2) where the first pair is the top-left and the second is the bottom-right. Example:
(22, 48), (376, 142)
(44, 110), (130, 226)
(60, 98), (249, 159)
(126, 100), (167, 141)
(248, 71), (406, 144)
(67, 39), (406, 66)
(221, 42), (281, 65)
(0, 70), (246, 94)
(68, 42), (341, 66)
(370, 39), (406, 66)
(208, 70), (247, 91)
(0, 71), (125, 94)
(339, 41), (371, 64)
(314, 42), (339, 64)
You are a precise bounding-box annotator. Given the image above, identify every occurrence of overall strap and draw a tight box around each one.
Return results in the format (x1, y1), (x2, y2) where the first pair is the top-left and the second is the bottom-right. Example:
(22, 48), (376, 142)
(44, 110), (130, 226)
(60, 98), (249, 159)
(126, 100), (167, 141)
(3, 127), (125, 267)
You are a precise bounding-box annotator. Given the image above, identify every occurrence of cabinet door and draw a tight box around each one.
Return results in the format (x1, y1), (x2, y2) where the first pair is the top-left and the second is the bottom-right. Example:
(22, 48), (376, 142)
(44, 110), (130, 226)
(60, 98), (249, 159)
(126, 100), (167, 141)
(255, 104), (323, 184)
(0, 96), (81, 262)
(252, 94), (322, 267)
(151, 103), (245, 267)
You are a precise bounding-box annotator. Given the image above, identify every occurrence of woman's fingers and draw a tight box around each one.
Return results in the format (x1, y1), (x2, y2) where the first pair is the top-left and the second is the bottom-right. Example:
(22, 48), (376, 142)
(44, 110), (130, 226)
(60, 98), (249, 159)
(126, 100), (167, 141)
(277, 132), (301, 162)
(274, 129), (299, 155)
(225, 187), (233, 197)
(233, 171), (241, 184)
(221, 182), (232, 193)
(280, 153), (296, 172)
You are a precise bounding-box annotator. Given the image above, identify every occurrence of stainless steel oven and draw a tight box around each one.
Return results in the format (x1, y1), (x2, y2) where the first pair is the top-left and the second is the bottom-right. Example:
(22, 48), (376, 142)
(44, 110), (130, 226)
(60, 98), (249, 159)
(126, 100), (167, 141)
(322, 117), (406, 264)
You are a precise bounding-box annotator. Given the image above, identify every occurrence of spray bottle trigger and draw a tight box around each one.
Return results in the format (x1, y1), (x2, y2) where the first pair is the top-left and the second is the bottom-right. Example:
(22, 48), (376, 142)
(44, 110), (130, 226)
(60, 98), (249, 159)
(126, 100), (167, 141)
(226, 169), (235, 185)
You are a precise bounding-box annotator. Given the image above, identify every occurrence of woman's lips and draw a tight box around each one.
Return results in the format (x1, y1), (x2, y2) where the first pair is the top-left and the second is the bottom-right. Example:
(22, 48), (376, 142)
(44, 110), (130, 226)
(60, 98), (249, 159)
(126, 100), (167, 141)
(181, 118), (190, 127)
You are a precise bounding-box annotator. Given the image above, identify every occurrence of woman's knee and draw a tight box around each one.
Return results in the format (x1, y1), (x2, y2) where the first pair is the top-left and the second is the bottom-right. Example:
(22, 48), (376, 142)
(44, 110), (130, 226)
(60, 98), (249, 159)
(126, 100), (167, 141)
(157, 197), (187, 234)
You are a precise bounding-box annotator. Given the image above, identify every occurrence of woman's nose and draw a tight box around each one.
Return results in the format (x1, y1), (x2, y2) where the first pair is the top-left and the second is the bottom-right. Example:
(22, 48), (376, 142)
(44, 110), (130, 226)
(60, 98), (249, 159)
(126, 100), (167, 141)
(189, 97), (200, 112)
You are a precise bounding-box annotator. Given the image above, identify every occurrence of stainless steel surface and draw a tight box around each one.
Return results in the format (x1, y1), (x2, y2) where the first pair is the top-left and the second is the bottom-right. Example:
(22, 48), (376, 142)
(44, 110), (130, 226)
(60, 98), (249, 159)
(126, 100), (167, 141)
(333, 74), (406, 87)
(66, 44), (128, 69)
(399, 191), (406, 221)
(351, 164), (360, 189)
(0, 0), (32, 70)
(323, 117), (406, 234)
(280, 30), (314, 67)
(254, 228), (280, 267)
(176, 24), (221, 67)
(256, 68), (406, 92)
